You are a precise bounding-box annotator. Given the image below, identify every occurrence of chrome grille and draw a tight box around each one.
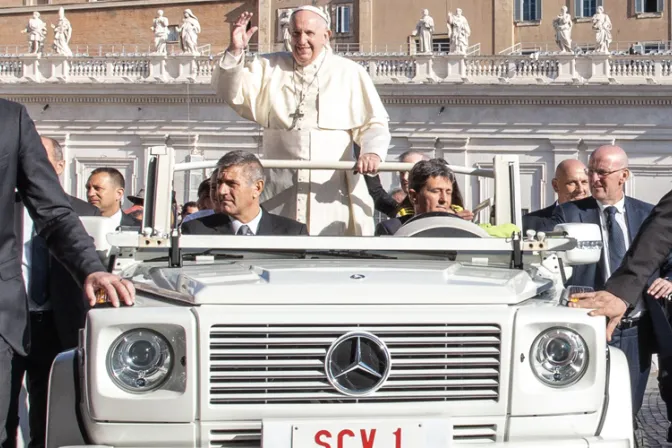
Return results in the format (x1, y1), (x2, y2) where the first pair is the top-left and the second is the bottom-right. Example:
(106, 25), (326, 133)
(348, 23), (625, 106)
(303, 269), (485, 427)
(207, 423), (498, 447)
(209, 324), (501, 405)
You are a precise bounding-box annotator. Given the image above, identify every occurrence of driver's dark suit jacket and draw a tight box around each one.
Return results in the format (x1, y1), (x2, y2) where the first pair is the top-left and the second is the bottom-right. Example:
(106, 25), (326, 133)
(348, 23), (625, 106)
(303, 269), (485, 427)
(374, 215), (413, 236)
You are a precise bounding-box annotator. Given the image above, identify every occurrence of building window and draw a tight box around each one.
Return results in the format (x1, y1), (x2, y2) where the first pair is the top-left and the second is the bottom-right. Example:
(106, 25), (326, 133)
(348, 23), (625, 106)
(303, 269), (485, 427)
(335, 4), (352, 34)
(166, 25), (179, 43)
(575, 0), (603, 17)
(635, 0), (664, 13)
(514, 0), (542, 22)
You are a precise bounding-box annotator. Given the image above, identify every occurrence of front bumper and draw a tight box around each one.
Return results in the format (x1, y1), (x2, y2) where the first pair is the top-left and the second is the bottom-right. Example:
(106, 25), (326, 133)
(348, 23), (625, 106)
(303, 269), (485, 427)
(54, 437), (631, 448)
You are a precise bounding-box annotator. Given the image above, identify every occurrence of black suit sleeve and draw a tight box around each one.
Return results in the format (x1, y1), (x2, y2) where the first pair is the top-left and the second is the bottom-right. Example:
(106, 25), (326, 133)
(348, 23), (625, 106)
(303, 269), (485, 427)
(606, 189), (672, 305)
(364, 175), (399, 218)
(16, 106), (105, 285)
(180, 220), (196, 234)
(550, 203), (568, 226)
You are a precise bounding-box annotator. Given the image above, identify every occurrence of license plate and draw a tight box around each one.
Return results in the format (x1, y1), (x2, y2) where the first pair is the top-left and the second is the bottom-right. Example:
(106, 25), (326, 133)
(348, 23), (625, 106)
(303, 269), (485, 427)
(289, 420), (448, 448)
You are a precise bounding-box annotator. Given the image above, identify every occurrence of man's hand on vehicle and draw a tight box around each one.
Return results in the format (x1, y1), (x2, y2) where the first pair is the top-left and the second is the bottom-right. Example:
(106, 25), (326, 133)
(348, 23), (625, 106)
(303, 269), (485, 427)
(569, 290), (628, 341)
(84, 272), (136, 308)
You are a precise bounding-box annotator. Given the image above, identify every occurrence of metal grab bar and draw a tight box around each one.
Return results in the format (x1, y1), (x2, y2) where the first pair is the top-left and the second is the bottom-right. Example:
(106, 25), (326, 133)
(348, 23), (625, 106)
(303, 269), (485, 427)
(174, 160), (494, 178)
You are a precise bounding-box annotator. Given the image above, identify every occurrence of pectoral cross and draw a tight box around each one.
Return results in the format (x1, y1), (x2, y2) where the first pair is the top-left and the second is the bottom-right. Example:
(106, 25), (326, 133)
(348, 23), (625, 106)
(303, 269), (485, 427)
(288, 104), (305, 130)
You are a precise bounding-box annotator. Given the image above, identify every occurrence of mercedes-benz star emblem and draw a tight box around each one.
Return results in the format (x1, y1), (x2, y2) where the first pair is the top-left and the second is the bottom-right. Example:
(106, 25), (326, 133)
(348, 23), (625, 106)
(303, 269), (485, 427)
(324, 331), (391, 397)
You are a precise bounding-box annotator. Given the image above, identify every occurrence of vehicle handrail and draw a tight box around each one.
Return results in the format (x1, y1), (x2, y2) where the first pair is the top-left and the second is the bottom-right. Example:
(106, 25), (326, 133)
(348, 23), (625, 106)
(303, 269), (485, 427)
(174, 160), (495, 178)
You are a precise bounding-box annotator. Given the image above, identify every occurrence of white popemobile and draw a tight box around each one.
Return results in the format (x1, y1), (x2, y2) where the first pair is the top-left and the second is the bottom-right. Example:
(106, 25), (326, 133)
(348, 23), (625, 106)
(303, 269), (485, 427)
(45, 147), (634, 448)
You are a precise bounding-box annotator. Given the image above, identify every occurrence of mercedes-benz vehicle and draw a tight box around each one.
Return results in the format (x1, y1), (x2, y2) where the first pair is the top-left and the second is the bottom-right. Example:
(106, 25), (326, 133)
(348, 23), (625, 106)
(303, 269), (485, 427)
(46, 148), (633, 448)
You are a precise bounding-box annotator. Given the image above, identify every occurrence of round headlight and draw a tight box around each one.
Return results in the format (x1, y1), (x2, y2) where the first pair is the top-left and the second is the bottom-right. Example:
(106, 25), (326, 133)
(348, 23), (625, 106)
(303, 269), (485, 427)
(107, 329), (173, 393)
(529, 327), (588, 387)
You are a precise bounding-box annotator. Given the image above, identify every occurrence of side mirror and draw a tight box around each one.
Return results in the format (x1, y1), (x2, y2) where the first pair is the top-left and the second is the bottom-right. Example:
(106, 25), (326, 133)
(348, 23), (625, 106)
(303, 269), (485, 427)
(553, 223), (603, 265)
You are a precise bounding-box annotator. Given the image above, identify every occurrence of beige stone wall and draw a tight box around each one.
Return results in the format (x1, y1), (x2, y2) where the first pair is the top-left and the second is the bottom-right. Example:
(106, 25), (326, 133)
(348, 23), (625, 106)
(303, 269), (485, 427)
(515, 0), (671, 52)
(370, 0), (494, 54)
(0, 0), (255, 54)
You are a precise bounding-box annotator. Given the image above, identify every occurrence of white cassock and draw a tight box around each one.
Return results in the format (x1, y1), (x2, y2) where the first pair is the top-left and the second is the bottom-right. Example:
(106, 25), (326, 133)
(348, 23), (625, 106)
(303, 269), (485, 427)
(212, 48), (391, 236)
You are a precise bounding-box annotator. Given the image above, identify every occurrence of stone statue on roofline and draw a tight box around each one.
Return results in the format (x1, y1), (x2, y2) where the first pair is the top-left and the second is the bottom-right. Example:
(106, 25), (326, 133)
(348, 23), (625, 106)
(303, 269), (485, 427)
(448, 8), (470, 55)
(553, 6), (573, 53)
(178, 9), (201, 55)
(52, 8), (73, 57)
(22, 11), (47, 55)
(151, 10), (170, 55)
(411, 9), (434, 54)
(592, 6), (612, 54)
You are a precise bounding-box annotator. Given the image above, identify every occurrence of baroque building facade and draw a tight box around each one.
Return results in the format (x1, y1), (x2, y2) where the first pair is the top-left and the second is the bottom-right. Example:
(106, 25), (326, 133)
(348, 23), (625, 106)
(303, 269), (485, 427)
(3, 53), (672, 217)
(2, 0), (672, 214)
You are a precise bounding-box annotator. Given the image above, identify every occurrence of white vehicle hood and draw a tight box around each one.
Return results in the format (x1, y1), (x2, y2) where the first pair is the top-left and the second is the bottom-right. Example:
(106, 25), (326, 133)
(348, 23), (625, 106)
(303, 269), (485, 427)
(133, 259), (551, 306)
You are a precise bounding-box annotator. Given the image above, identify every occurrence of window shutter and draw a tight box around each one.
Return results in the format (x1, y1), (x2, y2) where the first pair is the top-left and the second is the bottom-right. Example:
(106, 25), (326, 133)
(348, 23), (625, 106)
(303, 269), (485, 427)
(575, 0), (583, 17)
(635, 0), (644, 14)
(658, 0), (664, 12)
(344, 6), (351, 33)
(536, 0), (542, 20)
(514, 0), (522, 21)
(596, 0), (603, 7)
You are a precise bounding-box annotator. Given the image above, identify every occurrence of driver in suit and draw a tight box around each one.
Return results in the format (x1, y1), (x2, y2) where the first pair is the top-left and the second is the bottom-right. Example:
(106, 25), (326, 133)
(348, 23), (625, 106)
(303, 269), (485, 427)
(376, 159), (459, 236)
(181, 150), (308, 236)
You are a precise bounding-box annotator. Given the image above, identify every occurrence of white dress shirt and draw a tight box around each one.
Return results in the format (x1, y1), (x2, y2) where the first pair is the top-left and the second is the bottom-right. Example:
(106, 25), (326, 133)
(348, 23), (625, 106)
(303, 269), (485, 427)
(230, 209), (263, 235)
(22, 208), (51, 311)
(596, 196), (629, 279)
(110, 208), (123, 228)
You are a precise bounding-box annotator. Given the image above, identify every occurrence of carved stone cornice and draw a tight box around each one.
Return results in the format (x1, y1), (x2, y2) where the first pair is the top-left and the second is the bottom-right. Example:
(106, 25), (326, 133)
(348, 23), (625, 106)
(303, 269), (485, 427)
(407, 136), (438, 152)
(11, 93), (672, 108)
(548, 138), (581, 153)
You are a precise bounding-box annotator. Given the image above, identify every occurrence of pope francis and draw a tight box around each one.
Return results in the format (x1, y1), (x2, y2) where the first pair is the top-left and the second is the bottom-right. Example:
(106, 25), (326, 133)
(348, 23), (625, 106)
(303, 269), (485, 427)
(212, 7), (391, 236)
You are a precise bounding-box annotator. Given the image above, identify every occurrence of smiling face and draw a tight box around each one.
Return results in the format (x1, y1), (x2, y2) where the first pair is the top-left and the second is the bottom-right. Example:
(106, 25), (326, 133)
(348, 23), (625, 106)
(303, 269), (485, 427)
(290, 10), (331, 66)
(410, 175), (454, 214)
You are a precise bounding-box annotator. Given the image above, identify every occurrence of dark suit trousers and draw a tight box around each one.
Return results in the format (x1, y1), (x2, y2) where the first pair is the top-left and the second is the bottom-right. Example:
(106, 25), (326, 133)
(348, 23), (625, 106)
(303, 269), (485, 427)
(609, 324), (652, 415)
(3, 312), (62, 448)
(0, 337), (13, 446)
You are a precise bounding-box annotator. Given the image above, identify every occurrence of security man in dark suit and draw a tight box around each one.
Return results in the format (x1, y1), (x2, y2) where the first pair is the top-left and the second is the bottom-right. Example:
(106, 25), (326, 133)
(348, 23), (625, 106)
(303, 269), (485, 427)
(0, 99), (134, 446)
(522, 159), (589, 233)
(552, 145), (672, 418)
(3, 137), (101, 448)
(182, 150), (308, 236)
(85, 167), (141, 228)
(572, 180), (672, 440)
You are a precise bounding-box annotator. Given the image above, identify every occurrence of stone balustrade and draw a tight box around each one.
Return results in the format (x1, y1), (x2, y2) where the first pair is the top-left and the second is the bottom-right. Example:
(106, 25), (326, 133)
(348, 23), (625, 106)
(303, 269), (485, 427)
(2, 52), (672, 85)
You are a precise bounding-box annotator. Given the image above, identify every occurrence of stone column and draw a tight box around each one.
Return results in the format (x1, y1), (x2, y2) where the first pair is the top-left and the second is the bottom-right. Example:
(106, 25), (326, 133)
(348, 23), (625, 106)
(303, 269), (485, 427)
(443, 54), (466, 83)
(148, 55), (168, 82)
(555, 54), (577, 83)
(358, 0), (373, 53)
(413, 55), (435, 82)
(184, 153), (204, 203)
(48, 55), (70, 81)
(21, 53), (41, 82)
(407, 136), (438, 157)
(175, 54), (197, 81)
(588, 53), (611, 84)
(257, 0), (272, 54)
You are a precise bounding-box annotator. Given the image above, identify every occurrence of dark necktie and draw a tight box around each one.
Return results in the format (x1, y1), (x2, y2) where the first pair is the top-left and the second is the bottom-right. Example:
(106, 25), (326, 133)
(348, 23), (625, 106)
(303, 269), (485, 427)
(604, 206), (626, 276)
(30, 228), (50, 305)
(237, 225), (254, 236)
